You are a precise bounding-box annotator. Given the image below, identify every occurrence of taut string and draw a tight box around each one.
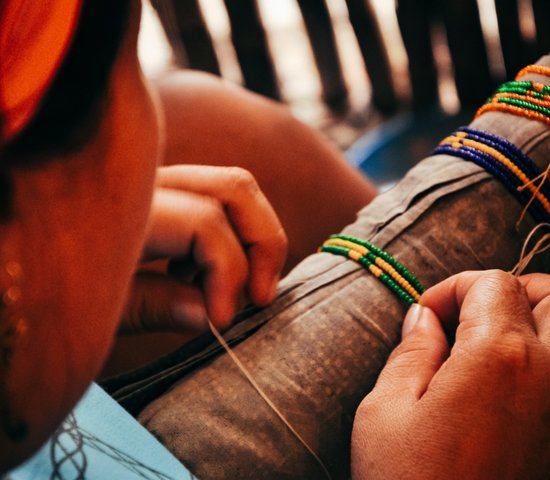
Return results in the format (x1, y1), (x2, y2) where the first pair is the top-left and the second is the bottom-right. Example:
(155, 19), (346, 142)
(208, 319), (333, 480)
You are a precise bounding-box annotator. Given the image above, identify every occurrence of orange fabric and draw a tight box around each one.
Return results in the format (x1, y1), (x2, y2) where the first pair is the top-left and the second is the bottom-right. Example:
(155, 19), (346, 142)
(0, 0), (83, 141)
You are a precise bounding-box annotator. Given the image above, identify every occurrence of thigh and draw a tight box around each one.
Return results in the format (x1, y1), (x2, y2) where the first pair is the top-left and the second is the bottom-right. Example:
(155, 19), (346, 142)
(156, 71), (377, 273)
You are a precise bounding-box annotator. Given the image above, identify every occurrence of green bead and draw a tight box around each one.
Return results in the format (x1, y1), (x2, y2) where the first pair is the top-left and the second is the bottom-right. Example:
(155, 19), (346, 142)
(497, 97), (550, 117)
(320, 241), (418, 305)
(330, 234), (426, 293)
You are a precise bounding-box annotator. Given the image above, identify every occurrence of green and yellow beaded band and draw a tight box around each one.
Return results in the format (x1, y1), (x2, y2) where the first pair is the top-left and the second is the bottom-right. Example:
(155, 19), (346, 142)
(319, 235), (425, 305)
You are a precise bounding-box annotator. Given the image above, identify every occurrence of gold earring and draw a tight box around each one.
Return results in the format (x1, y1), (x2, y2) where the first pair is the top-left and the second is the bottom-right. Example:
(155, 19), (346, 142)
(0, 259), (28, 441)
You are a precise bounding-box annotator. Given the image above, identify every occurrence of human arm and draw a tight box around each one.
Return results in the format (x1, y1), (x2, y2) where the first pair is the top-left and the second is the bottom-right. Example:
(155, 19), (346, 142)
(351, 270), (550, 480)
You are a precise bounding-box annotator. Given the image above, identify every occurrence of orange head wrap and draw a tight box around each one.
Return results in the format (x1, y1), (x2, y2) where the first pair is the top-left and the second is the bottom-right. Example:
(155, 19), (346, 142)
(0, 0), (83, 142)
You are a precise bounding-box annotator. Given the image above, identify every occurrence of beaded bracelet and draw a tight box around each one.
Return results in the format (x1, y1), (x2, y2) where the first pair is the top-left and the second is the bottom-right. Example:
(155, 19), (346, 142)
(476, 65), (550, 125)
(433, 128), (550, 224)
(457, 127), (547, 184)
(476, 102), (550, 126)
(495, 80), (550, 97)
(436, 129), (550, 208)
(515, 64), (550, 80)
(435, 142), (549, 223)
(493, 92), (550, 109)
(319, 235), (425, 305)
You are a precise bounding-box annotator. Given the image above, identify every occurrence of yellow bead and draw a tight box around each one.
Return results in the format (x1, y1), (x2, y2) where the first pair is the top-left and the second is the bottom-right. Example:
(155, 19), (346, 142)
(348, 250), (362, 262)
(462, 138), (550, 213)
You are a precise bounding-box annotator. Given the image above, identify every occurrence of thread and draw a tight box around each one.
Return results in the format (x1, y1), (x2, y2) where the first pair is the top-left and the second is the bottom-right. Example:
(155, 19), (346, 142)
(207, 319), (333, 480)
(510, 223), (550, 276)
(516, 164), (550, 229)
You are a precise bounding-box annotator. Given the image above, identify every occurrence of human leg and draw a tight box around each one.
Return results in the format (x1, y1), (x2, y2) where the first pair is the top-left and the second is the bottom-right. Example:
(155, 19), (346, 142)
(156, 71), (377, 272)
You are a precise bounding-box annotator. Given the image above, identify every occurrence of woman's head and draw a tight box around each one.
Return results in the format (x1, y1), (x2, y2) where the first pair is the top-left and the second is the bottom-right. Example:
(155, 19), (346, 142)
(0, 0), (163, 467)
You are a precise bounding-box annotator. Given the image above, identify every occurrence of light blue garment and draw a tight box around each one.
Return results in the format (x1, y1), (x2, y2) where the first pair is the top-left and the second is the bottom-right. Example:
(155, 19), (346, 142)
(6, 383), (197, 479)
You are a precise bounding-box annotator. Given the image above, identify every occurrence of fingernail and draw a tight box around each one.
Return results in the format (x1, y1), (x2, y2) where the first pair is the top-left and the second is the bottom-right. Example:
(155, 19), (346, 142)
(402, 303), (425, 338)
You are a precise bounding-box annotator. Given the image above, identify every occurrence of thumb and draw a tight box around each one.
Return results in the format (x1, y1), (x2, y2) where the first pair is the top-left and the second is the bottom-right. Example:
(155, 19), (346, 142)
(372, 304), (450, 403)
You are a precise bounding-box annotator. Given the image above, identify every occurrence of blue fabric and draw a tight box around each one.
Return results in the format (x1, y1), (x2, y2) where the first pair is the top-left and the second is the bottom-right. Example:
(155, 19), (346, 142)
(6, 383), (196, 479)
(346, 108), (474, 191)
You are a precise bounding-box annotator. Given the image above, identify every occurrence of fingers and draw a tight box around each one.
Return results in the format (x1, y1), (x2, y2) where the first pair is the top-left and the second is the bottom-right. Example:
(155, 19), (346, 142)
(518, 273), (550, 306)
(369, 304), (449, 405)
(418, 270), (482, 325)
(420, 270), (536, 340)
(156, 165), (287, 306)
(122, 271), (209, 334)
(146, 188), (248, 327)
(518, 274), (550, 341)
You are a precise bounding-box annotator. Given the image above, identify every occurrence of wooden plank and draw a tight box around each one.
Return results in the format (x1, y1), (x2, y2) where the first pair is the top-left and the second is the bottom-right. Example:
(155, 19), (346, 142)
(532, 0), (550, 57)
(151, 0), (220, 75)
(296, 0), (348, 111)
(494, 0), (528, 78)
(223, 0), (279, 99)
(441, 0), (494, 107)
(396, 0), (439, 110)
(345, 0), (398, 114)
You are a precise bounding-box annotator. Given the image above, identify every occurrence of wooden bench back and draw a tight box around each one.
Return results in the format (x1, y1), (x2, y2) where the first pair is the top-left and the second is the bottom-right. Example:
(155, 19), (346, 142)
(150, 0), (550, 116)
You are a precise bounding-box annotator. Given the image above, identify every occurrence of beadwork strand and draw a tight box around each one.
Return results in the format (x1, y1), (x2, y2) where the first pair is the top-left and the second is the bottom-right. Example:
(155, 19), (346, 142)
(458, 127), (544, 181)
(323, 238), (422, 300)
(515, 64), (550, 80)
(319, 244), (418, 305)
(476, 102), (550, 126)
(493, 93), (550, 109)
(476, 68), (550, 125)
(448, 128), (544, 182)
(434, 144), (549, 224)
(439, 134), (550, 213)
(319, 236), (425, 303)
(434, 128), (550, 225)
(493, 97), (550, 117)
(495, 81), (550, 96)
(438, 132), (550, 210)
(329, 234), (425, 293)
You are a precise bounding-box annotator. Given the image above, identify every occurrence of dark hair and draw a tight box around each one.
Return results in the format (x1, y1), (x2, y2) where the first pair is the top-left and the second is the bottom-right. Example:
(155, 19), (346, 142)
(3, 0), (132, 162)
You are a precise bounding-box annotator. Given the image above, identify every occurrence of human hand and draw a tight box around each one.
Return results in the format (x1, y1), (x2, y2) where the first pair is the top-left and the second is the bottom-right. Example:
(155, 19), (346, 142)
(351, 270), (550, 480)
(121, 165), (287, 334)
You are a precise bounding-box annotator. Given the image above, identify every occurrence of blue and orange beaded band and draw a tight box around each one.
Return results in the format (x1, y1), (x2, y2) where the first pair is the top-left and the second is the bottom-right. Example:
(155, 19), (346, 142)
(433, 127), (550, 224)
(319, 235), (425, 305)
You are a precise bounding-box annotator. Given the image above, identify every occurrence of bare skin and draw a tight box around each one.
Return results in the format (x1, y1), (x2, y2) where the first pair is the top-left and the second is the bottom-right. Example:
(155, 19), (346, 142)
(0, 2), (160, 470)
(352, 270), (550, 480)
(102, 72), (378, 377)
(0, 2), (285, 472)
(156, 71), (378, 273)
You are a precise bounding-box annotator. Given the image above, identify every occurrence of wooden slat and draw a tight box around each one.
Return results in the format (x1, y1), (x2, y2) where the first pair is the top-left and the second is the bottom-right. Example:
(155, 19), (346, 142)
(441, 0), (494, 107)
(345, 0), (398, 114)
(532, 0), (550, 58)
(296, 0), (348, 111)
(223, 0), (279, 100)
(151, 0), (220, 75)
(494, 0), (529, 78)
(396, 0), (439, 110)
